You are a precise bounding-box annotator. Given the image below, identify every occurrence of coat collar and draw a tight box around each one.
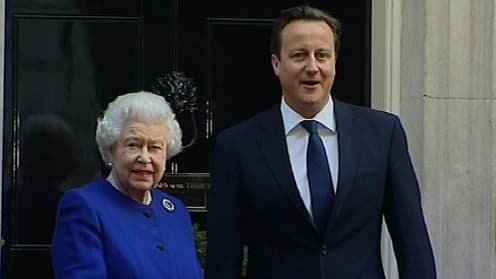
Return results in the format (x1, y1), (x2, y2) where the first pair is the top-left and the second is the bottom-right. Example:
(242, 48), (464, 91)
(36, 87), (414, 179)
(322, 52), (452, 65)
(325, 99), (361, 235)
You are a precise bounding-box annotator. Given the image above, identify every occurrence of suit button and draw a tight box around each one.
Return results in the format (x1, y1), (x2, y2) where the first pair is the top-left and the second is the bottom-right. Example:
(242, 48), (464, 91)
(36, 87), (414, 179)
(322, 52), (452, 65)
(157, 242), (165, 251)
(321, 245), (328, 256)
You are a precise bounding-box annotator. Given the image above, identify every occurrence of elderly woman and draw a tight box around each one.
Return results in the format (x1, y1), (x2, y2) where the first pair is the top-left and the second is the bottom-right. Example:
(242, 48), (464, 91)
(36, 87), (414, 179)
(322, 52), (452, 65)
(52, 91), (204, 279)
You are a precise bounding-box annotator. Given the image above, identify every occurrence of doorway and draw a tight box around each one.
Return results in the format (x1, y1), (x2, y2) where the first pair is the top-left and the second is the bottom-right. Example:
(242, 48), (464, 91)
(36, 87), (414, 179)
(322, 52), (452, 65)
(1, 1), (371, 277)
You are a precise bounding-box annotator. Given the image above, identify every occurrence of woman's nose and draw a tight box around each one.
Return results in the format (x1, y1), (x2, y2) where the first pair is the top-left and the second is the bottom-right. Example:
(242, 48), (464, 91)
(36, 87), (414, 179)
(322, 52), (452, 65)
(137, 148), (151, 163)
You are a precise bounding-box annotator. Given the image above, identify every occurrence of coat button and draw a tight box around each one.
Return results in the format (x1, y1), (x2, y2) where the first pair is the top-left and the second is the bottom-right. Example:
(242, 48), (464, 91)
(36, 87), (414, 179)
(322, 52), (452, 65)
(157, 242), (165, 251)
(321, 245), (328, 256)
(143, 208), (152, 217)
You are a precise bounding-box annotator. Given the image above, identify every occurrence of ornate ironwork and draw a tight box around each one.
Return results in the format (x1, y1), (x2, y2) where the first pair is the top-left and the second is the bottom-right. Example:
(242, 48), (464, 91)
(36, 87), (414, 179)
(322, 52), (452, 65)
(151, 71), (198, 114)
(151, 71), (199, 149)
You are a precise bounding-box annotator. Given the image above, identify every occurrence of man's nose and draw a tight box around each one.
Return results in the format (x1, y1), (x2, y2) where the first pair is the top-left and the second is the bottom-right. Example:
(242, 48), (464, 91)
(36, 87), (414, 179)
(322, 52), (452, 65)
(305, 57), (319, 73)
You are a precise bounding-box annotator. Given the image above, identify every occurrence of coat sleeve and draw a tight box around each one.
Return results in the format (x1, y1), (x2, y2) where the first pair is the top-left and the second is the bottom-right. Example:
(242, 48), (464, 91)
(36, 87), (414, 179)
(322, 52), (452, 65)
(383, 117), (437, 279)
(52, 190), (106, 279)
(206, 133), (244, 279)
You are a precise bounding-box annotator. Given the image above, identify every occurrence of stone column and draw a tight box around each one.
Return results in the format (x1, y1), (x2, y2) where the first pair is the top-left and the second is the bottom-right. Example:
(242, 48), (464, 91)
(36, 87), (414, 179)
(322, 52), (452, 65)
(421, 0), (496, 278)
(373, 0), (496, 278)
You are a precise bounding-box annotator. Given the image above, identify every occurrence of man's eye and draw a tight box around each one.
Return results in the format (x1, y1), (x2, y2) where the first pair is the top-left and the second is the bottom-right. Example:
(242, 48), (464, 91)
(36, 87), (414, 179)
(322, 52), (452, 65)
(291, 52), (305, 60)
(151, 145), (163, 150)
(316, 52), (331, 60)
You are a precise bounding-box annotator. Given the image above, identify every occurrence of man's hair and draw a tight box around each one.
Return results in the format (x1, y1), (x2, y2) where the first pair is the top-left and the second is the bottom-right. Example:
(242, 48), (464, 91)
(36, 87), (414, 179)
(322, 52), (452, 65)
(270, 5), (342, 58)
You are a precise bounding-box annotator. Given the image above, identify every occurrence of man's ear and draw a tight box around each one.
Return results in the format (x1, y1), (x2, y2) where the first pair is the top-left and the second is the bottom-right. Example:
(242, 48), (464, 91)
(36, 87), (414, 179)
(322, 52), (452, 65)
(271, 54), (280, 76)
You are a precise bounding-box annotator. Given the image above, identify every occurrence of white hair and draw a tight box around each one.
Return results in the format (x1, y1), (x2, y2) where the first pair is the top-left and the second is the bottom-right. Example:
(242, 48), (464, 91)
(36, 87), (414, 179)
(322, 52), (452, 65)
(95, 91), (182, 163)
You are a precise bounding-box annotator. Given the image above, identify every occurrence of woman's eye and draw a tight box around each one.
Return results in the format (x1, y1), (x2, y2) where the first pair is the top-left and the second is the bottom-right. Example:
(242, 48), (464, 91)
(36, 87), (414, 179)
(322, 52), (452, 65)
(127, 142), (139, 148)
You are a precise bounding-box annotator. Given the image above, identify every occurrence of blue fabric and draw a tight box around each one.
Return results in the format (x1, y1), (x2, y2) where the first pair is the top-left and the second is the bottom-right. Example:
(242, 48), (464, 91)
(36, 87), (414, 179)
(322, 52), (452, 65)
(301, 120), (334, 233)
(52, 179), (203, 279)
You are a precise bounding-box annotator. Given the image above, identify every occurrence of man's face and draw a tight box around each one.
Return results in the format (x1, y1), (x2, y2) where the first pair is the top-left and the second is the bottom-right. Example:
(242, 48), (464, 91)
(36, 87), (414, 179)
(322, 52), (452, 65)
(271, 19), (336, 118)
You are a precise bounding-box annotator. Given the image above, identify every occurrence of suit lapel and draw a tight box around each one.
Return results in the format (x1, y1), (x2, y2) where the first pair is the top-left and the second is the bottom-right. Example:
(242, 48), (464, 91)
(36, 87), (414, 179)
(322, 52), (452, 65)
(255, 101), (364, 234)
(256, 106), (314, 226)
(326, 100), (361, 233)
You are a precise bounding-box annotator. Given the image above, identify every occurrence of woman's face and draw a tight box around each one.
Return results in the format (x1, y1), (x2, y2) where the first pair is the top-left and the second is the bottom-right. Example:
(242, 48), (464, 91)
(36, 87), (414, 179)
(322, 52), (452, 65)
(108, 120), (167, 201)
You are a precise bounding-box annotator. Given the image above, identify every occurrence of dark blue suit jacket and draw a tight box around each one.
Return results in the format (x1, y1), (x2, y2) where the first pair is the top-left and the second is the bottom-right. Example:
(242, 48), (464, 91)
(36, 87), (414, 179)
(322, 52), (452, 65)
(206, 99), (436, 279)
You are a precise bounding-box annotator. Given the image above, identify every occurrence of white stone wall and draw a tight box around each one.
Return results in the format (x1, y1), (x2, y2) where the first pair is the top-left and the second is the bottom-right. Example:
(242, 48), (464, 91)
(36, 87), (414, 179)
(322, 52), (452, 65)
(374, 0), (496, 278)
(422, 0), (496, 278)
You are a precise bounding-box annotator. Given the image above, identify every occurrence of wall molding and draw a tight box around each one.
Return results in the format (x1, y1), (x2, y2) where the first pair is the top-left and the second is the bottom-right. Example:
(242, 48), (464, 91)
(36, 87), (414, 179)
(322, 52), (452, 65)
(371, 0), (403, 278)
(371, 0), (402, 115)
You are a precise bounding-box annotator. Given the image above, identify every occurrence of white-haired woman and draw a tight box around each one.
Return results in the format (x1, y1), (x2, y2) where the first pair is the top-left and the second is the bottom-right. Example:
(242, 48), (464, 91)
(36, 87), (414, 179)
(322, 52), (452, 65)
(52, 91), (203, 279)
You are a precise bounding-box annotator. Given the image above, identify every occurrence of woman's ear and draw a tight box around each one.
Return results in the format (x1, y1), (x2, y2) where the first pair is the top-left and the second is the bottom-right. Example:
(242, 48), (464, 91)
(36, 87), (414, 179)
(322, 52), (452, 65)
(107, 144), (116, 164)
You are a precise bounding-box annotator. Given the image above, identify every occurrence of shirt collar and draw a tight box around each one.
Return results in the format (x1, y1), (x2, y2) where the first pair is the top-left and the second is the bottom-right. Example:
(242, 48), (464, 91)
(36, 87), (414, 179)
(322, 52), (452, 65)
(280, 97), (336, 135)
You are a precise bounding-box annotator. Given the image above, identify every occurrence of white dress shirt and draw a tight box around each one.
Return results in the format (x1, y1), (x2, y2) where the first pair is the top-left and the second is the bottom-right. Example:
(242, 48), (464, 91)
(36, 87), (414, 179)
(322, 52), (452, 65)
(280, 97), (339, 213)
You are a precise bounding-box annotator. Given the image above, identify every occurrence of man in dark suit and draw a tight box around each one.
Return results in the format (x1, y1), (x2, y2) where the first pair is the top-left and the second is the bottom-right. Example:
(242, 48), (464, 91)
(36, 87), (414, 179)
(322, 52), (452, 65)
(206, 5), (436, 279)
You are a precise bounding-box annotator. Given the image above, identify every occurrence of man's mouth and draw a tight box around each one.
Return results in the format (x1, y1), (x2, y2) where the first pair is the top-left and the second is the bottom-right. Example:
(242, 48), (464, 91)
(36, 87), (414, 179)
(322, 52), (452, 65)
(302, 80), (320, 87)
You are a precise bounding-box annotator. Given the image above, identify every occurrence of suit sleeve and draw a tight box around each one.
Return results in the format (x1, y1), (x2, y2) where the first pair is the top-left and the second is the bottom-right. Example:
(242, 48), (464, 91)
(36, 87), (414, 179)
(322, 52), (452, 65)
(383, 117), (437, 279)
(206, 134), (244, 279)
(52, 191), (106, 279)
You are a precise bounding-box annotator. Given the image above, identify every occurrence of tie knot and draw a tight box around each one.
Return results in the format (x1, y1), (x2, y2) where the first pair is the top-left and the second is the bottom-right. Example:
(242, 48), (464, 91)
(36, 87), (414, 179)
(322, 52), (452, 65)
(301, 120), (319, 135)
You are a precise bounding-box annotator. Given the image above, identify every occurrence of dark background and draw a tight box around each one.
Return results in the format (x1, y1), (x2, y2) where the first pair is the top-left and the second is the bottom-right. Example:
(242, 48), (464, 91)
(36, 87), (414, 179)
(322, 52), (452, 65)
(1, 0), (371, 277)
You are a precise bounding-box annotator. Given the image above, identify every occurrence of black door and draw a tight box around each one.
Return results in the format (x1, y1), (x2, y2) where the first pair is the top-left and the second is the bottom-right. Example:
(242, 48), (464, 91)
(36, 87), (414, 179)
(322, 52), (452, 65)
(1, 1), (370, 277)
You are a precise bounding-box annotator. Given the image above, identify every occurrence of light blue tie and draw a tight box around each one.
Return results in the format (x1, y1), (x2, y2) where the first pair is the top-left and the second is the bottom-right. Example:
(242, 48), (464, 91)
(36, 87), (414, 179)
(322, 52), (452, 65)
(301, 120), (334, 233)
